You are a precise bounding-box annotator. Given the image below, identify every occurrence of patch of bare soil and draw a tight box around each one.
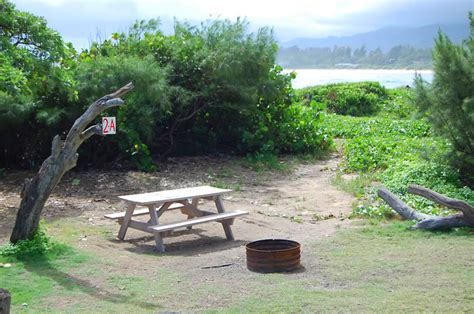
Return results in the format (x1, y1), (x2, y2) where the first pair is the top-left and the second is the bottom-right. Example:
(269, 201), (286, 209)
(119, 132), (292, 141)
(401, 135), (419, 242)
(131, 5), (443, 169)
(0, 154), (356, 309)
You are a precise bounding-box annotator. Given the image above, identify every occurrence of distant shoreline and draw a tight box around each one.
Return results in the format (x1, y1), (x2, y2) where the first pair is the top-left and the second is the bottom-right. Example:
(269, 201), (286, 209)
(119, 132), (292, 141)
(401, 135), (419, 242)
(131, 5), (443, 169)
(282, 67), (433, 71)
(285, 68), (434, 89)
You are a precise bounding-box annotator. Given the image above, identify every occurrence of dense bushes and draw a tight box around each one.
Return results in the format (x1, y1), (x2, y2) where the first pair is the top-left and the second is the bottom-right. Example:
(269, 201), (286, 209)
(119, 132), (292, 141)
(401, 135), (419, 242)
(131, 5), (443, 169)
(297, 82), (388, 116)
(0, 2), (331, 170)
(75, 19), (331, 168)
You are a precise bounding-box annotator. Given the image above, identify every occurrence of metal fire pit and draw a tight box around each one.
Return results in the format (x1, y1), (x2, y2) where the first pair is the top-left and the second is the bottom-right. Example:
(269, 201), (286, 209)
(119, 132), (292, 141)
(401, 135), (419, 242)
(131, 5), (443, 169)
(246, 239), (301, 273)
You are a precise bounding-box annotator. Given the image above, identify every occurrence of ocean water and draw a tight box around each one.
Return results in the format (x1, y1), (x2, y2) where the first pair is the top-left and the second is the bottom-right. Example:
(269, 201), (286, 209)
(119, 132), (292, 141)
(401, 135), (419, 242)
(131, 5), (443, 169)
(285, 69), (434, 89)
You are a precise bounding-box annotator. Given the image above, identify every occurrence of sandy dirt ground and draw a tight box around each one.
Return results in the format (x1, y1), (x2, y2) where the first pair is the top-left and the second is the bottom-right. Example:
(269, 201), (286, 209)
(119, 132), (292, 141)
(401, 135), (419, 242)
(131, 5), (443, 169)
(0, 155), (357, 309)
(0, 155), (355, 244)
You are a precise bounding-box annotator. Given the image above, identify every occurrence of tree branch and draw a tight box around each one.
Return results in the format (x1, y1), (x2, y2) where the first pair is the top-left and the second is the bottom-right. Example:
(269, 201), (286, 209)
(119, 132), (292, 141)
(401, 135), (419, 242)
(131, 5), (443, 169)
(408, 185), (474, 222)
(64, 82), (134, 150)
(50, 135), (62, 159)
(104, 82), (135, 99)
(80, 124), (103, 142)
(377, 187), (431, 221)
(378, 185), (474, 230)
(413, 214), (468, 230)
(102, 98), (125, 109)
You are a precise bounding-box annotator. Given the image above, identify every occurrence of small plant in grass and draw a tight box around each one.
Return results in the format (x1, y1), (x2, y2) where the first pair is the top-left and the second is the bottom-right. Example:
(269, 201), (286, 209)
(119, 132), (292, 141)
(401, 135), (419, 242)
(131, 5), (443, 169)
(312, 213), (334, 221)
(290, 215), (303, 223)
(0, 225), (52, 258)
(331, 172), (376, 198)
(351, 203), (396, 219)
(243, 152), (287, 172)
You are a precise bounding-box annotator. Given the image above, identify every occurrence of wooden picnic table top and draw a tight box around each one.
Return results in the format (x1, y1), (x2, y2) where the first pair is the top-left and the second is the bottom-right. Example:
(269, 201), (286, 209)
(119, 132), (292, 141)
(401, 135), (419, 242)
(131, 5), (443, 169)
(118, 185), (232, 205)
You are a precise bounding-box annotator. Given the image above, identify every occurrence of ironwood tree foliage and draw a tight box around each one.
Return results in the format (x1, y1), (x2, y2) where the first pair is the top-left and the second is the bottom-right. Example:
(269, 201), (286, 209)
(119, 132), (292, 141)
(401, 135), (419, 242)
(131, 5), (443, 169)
(0, 0), (77, 168)
(415, 13), (474, 186)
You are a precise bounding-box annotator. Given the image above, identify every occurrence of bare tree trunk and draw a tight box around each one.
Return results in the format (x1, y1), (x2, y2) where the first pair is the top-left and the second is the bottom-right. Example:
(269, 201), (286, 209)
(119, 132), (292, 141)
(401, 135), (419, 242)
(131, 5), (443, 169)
(378, 184), (474, 230)
(10, 83), (134, 243)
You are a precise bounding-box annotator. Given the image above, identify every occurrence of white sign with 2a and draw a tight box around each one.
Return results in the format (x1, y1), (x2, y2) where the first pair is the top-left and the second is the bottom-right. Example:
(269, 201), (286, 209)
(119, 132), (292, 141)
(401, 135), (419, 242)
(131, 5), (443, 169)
(102, 117), (116, 135)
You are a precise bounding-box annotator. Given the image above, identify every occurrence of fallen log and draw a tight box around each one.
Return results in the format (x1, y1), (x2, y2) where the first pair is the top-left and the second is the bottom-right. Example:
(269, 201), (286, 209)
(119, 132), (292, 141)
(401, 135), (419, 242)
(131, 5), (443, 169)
(377, 184), (474, 230)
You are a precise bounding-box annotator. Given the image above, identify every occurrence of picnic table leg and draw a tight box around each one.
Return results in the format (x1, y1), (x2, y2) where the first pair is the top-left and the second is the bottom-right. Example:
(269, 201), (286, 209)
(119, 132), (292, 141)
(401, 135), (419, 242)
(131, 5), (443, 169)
(118, 202), (135, 240)
(186, 198), (199, 230)
(214, 196), (234, 241)
(148, 204), (165, 252)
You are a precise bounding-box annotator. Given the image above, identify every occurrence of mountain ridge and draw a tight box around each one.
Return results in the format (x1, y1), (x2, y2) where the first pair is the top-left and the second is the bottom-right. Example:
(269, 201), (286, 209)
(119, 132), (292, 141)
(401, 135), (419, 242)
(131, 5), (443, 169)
(280, 23), (468, 51)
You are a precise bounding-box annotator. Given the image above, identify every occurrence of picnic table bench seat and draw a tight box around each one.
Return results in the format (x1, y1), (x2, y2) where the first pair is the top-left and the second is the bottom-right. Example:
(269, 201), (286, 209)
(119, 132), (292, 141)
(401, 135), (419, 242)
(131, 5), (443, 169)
(149, 209), (247, 233)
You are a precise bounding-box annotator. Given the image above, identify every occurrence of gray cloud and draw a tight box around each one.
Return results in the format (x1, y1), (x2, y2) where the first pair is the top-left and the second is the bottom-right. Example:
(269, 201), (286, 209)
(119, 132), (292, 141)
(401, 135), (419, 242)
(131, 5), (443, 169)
(12, 0), (473, 47)
(14, 0), (141, 47)
(329, 0), (472, 29)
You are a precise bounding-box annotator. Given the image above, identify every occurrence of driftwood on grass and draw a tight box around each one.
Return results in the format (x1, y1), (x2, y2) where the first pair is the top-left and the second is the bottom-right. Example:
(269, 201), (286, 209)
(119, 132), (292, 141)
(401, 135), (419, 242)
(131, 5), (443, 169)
(10, 83), (134, 243)
(378, 184), (474, 230)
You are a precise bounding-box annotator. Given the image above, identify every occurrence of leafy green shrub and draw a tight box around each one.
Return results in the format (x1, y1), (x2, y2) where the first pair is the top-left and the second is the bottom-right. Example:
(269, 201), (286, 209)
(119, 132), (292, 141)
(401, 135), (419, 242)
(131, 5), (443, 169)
(351, 203), (395, 219)
(343, 136), (442, 171)
(379, 88), (417, 119)
(1, 7), (332, 170)
(380, 160), (474, 203)
(352, 159), (474, 219)
(273, 101), (331, 154)
(298, 82), (388, 116)
(323, 114), (430, 139)
(346, 140), (473, 219)
(324, 111), (472, 219)
(243, 90), (332, 155)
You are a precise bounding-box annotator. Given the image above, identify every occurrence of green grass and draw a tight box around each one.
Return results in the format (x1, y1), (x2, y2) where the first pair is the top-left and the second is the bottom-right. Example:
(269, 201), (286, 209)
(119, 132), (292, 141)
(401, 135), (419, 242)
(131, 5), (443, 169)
(0, 222), (181, 313)
(0, 242), (90, 311)
(323, 114), (431, 139)
(331, 172), (377, 198)
(216, 222), (474, 312)
(1, 220), (473, 312)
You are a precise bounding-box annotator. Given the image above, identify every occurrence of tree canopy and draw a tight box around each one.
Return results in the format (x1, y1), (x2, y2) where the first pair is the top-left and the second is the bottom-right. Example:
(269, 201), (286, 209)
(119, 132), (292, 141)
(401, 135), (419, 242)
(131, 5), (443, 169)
(415, 12), (474, 186)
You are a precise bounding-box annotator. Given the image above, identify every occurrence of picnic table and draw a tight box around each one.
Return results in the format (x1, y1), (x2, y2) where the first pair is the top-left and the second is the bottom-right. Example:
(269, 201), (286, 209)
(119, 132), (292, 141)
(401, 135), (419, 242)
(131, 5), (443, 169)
(105, 186), (248, 252)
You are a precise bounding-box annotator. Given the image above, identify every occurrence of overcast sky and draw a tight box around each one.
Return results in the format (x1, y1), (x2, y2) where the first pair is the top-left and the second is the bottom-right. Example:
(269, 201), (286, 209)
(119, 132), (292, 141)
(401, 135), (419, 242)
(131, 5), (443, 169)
(13, 0), (473, 49)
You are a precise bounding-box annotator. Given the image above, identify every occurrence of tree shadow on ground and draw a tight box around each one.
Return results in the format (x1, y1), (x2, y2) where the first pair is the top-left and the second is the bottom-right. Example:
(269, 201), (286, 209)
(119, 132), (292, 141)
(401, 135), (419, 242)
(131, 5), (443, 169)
(20, 253), (161, 310)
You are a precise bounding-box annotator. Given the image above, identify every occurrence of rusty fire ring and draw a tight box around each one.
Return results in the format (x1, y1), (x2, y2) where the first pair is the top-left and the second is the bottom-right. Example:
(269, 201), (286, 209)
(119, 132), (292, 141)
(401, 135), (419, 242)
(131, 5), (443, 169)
(246, 239), (301, 273)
